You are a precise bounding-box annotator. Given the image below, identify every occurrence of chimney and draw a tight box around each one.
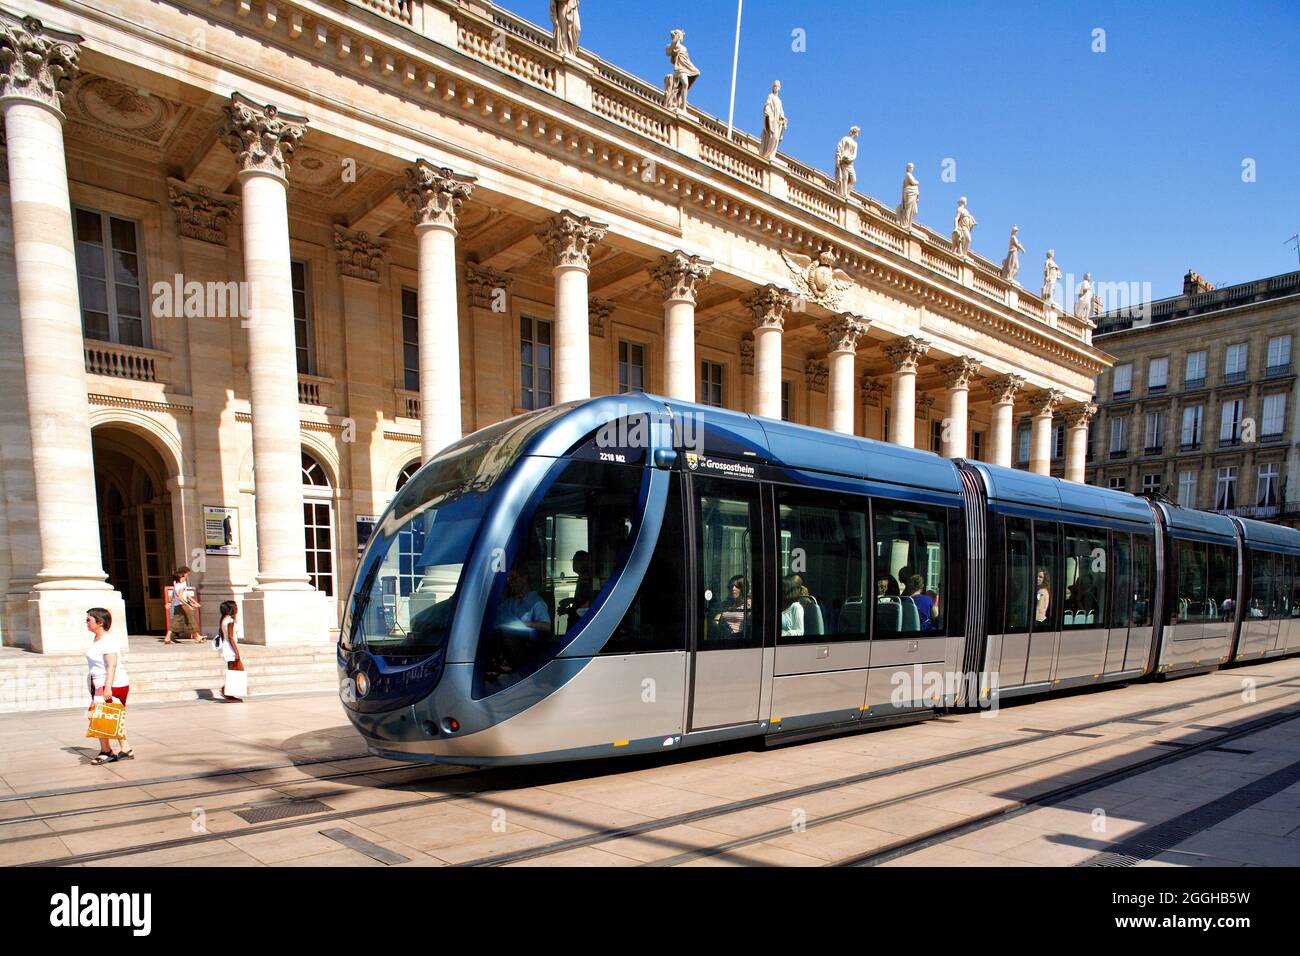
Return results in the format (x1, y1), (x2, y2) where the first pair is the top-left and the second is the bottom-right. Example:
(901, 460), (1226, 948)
(1183, 269), (1215, 295)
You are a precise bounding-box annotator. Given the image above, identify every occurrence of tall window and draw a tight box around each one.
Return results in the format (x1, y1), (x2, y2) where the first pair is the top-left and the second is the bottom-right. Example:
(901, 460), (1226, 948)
(520, 315), (553, 410)
(1215, 466), (1237, 510)
(1062, 526), (1107, 628)
(1224, 343), (1248, 383)
(401, 287), (419, 392)
(1144, 411), (1164, 452)
(291, 259), (314, 375)
(883, 408), (891, 443)
(74, 208), (146, 346)
(1219, 399), (1243, 445)
(1109, 416), (1128, 455)
(1142, 473), (1161, 495)
(872, 501), (949, 635)
(618, 340), (646, 394)
(781, 380), (792, 421)
(1257, 463), (1280, 508)
(930, 419), (943, 454)
(1185, 350), (1206, 387)
(302, 451), (334, 596)
(1178, 471), (1198, 508)
(971, 430), (983, 461)
(1180, 405), (1203, 448)
(1147, 357), (1168, 391)
(700, 360), (724, 407)
(777, 490), (869, 643)
(1112, 363), (1132, 397)
(1267, 335), (1291, 374)
(1053, 423), (1065, 460)
(1017, 427), (1031, 464)
(1261, 393), (1285, 439)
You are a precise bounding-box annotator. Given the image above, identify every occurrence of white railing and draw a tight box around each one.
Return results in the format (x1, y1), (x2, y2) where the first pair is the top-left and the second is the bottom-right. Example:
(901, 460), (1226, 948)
(297, 374), (335, 407)
(396, 389), (421, 420)
(84, 341), (169, 383)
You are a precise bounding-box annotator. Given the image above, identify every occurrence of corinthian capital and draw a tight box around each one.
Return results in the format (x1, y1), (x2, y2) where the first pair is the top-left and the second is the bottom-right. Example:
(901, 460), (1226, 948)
(0, 12), (80, 113)
(588, 299), (615, 338)
(333, 226), (389, 282)
(740, 334), (755, 374)
(465, 262), (513, 311)
(399, 160), (475, 231)
(939, 356), (981, 390)
(167, 178), (238, 245)
(1030, 388), (1066, 417)
(652, 250), (712, 304)
(1065, 401), (1098, 428)
(805, 359), (829, 394)
(219, 92), (306, 180)
(860, 374), (886, 406)
(537, 211), (607, 269)
(743, 284), (794, 332)
(821, 313), (869, 354)
(883, 335), (931, 373)
(987, 374), (1026, 405)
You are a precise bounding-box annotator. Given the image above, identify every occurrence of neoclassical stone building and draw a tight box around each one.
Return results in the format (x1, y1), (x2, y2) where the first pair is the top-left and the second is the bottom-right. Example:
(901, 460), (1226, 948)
(0, 0), (1108, 653)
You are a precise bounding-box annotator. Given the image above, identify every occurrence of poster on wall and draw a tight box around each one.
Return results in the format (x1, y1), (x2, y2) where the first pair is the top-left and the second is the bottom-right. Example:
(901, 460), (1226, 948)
(203, 505), (240, 556)
(356, 515), (379, 554)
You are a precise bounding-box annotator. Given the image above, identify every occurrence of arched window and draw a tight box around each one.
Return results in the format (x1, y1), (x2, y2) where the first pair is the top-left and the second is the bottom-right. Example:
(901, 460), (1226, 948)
(395, 458), (423, 598)
(302, 451), (334, 596)
(395, 459), (420, 491)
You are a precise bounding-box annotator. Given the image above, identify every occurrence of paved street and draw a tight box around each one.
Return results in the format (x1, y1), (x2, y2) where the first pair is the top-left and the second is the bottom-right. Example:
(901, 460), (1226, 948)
(2, 657), (1298, 867)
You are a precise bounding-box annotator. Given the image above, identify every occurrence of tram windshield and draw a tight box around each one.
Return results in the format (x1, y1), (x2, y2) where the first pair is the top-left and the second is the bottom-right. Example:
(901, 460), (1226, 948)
(345, 405), (572, 655)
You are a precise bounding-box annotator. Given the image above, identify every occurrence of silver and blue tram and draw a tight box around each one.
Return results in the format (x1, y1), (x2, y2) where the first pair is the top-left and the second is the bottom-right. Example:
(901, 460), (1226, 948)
(338, 395), (1300, 765)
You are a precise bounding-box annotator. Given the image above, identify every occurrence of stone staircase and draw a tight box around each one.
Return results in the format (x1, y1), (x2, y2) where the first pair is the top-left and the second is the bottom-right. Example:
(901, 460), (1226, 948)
(0, 635), (340, 713)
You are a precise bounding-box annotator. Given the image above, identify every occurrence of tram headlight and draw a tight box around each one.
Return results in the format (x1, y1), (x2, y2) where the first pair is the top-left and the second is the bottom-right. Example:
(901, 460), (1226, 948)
(440, 716), (460, 734)
(354, 671), (370, 698)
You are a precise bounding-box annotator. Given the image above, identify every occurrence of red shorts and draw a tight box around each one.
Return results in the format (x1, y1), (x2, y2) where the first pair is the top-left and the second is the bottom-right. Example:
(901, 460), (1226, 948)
(91, 685), (129, 705)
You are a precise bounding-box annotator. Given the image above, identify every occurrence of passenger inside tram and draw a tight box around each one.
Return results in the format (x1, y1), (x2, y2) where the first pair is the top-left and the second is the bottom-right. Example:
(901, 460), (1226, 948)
(780, 574), (805, 637)
(904, 574), (938, 631)
(1035, 568), (1051, 624)
(712, 574), (751, 637)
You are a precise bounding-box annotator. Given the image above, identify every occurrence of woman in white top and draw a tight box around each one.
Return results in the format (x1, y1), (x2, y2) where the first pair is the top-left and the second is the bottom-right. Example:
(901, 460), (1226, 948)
(85, 607), (133, 764)
(217, 600), (245, 702)
(166, 566), (203, 644)
(779, 575), (805, 637)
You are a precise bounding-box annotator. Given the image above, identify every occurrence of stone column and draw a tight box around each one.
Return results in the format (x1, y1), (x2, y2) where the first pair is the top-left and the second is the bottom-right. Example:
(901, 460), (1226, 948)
(398, 160), (475, 461)
(220, 92), (327, 643)
(860, 375), (885, 440)
(987, 374), (1025, 468)
(1029, 389), (1065, 476)
(743, 284), (793, 419)
(652, 250), (712, 402)
(938, 357), (981, 458)
(1065, 402), (1097, 483)
(883, 336), (930, 447)
(538, 211), (606, 403)
(820, 314), (868, 434)
(0, 13), (126, 651)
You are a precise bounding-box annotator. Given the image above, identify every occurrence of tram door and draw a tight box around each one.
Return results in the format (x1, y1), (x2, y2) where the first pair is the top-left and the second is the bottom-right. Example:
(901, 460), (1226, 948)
(686, 476), (766, 730)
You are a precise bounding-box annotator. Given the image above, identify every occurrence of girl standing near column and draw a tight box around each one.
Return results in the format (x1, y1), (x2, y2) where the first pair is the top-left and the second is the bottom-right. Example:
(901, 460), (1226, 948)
(217, 600), (245, 702)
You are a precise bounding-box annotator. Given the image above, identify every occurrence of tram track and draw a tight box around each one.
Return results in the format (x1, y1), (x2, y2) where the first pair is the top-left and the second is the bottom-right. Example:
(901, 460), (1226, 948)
(14, 672), (1298, 867)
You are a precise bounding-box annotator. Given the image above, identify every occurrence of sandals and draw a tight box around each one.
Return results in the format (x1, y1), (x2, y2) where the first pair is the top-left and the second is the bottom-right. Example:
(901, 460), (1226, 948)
(117, 749), (135, 760)
(91, 752), (117, 765)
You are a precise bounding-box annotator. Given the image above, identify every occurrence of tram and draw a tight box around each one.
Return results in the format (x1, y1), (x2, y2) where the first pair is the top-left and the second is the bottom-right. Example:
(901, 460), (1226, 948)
(338, 394), (1300, 765)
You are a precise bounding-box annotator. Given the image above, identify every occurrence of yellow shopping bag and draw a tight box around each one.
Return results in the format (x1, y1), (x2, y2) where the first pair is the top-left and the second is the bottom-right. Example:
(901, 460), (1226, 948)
(86, 699), (126, 740)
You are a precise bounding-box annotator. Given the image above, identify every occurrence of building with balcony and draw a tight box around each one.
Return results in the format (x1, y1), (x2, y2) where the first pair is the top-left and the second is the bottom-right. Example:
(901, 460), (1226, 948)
(1091, 269), (1300, 526)
(0, 0), (1109, 653)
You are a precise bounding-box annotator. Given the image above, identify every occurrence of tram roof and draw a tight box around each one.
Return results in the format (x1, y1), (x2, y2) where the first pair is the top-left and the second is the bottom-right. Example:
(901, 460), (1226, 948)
(1154, 501), (1239, 543)
(968, 461), (1156, 526)
(1234, 514), (1300, 553)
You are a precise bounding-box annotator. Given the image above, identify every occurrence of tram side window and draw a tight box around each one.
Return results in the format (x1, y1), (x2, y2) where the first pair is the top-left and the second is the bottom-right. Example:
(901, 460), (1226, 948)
(1208, 544), (1237, 622)
(1062, 525), (1107, 629)
(1289, 555), (1300, 618)
(603, 476), (687, 655)
(1174, 539), (1209, 623)
(1004, 517), (1033, 634)
(777, 490), (869, 643)
(1131, 535), (1154, 628)
(1032, 521), (1061, 631)
(1273, 553), (1291, 619)
(479, 460), (643, 692)
(698, 485), (761, 648)
(1248, 549), (1272, 620)
(872, 501), (948, 635)
(1110, 534), (1131, 630)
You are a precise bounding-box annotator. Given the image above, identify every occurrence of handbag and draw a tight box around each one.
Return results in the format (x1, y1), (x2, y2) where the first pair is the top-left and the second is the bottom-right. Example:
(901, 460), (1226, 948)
(86, 699), (126, 739)
(223, 667), (248, 698)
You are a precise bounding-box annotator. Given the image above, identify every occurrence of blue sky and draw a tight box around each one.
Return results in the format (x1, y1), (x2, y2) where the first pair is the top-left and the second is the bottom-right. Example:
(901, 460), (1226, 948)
(509, 0), (1300, 299)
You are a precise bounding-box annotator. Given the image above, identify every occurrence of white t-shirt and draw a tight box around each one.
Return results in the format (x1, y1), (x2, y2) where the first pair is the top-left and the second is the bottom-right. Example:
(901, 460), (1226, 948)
(219, 614), (241, 663)
(86, 631), (130, 689)
(173, 579), (192, 607)
(781, 601), (805, 637)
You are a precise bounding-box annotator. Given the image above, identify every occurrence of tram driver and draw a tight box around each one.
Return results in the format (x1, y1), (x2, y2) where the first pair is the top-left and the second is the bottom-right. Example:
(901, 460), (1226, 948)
(495, 566), (552, 638)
